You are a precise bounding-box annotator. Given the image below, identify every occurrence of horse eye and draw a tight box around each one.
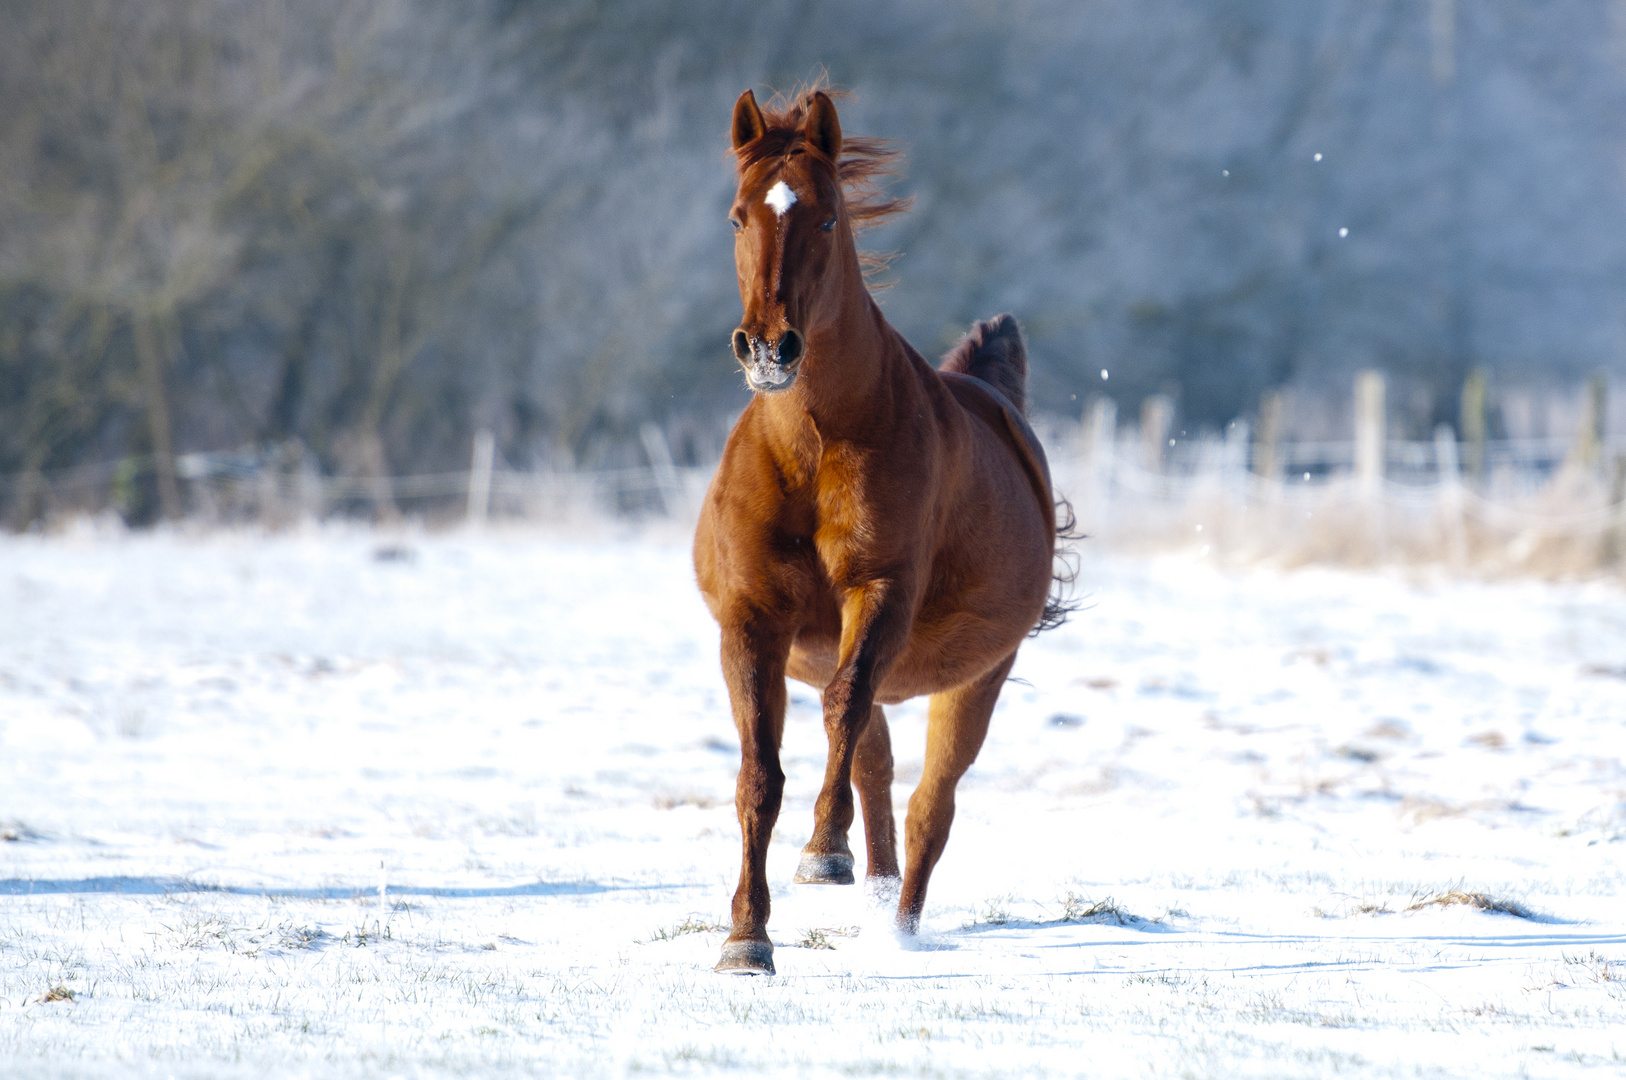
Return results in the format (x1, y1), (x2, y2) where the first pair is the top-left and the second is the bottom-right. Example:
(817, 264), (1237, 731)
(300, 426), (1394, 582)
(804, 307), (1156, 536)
(729, 217), (743, 232)
(820, 216), (836, 232)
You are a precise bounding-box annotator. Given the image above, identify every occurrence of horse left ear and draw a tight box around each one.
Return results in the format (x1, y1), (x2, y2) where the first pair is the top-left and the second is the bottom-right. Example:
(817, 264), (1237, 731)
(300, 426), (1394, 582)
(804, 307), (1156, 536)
(803, 91), (842, 161)
(732, 90), (766, 150)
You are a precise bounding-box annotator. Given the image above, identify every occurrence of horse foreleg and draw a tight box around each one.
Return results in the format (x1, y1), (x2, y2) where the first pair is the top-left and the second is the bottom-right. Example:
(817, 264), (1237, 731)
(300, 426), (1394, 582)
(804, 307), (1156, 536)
(796, 582), (908, 885)
(896, 651), (1016, 934)
(852, 704), (900, 884)
(716, 621), (790, 975)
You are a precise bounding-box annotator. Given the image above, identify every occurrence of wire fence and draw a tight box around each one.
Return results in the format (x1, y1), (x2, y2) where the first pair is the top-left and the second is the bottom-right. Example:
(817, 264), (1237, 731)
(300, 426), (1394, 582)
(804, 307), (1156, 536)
(1051, 427), (1626, 574)
(0, 425), (706, 529)
(6, 410), (1626, 574)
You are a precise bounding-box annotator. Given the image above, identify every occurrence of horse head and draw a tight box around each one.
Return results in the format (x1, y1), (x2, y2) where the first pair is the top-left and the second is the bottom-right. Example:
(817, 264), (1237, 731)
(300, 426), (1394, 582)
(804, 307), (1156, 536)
(727, 89), (852, 394)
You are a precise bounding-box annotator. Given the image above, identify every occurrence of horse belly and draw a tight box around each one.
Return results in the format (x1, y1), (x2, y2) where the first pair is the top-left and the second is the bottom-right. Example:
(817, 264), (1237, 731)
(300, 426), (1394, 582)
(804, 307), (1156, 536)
(786, 637), (839, 690)
(787, 608), (1031, 705)
(875, 611), (1030, 703)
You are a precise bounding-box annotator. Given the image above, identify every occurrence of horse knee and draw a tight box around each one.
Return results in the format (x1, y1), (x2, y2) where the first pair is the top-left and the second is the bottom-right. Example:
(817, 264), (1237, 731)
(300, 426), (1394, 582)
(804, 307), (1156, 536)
(905, 785), (956, 850)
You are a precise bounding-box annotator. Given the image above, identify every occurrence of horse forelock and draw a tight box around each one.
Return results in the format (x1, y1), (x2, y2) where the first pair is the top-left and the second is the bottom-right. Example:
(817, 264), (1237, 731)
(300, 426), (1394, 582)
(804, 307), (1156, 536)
(730, 84), (912, 283)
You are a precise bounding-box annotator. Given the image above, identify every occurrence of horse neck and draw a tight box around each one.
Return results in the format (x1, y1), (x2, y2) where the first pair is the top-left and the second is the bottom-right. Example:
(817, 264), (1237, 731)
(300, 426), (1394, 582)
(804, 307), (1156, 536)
(766, 273), (911, 448)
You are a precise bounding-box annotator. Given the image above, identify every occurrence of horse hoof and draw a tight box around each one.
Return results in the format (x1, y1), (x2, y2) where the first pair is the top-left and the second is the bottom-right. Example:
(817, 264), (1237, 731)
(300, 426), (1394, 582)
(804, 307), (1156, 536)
(794, 852), (855, 884)
(715, 939), (775, 975)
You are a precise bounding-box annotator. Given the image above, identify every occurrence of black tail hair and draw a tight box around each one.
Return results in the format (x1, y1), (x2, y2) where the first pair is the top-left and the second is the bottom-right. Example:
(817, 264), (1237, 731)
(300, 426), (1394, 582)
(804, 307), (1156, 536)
(1032, 495), (1086, 636)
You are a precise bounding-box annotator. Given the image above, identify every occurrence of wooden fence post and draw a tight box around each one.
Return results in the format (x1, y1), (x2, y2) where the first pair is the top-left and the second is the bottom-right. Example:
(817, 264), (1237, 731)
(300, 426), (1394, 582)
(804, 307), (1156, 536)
(1568, 372), (1607, 475)
(1355, 370), (1386, 560)
(1605, 453), (1626, 568)
(1225, 418), (1251, 511)
(1084, 396), (1117, 517)
(1355, 370), (1386, 498)
(1086, 397), (1117, 467)
(131, 314), (182, 521)
(1460, 368), (1487, 484)
(640, 422), (683, 516)
(1435, 424), (1467, 566)
(466, 429), (495, 527)
(1140, 394), (1173, 472)
(1252, 390), (1283, 480)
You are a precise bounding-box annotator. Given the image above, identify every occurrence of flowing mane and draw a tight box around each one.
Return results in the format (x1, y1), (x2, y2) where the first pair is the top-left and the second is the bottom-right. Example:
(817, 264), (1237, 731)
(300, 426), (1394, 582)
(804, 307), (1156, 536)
(730, 84), (910, 280)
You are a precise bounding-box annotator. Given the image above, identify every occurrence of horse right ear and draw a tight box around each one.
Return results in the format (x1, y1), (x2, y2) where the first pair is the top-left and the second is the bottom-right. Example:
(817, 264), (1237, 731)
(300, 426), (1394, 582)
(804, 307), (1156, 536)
(732, 90), (766, 150)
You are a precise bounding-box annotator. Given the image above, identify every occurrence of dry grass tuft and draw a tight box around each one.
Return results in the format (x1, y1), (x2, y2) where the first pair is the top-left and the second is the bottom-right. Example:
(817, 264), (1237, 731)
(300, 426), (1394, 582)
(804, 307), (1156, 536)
(277, 923), (326, 949)
(1562, 950), (1622, 983)
(1062, 893), (1133, 925)
(652, 791), (725, 810)
(794, 926), (858, 950)
(1398, 796), (1462, 826)
(969, 899), (1011, 927)
(1405, 890), (1534, 919)
(643, 915), (727, 942)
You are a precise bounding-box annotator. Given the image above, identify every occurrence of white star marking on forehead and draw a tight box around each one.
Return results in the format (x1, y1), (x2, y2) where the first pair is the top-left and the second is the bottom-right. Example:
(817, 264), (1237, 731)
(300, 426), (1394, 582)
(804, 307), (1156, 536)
(764, 180), (797, 218)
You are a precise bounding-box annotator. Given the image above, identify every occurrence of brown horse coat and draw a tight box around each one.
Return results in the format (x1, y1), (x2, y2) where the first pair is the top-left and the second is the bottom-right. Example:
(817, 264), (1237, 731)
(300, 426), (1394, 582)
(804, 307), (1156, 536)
(693, 87), (1062, 975)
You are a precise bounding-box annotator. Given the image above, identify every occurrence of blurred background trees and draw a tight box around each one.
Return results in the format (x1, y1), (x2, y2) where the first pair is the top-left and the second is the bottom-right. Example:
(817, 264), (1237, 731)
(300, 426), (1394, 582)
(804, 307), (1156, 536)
(5, 0), (1626, 524)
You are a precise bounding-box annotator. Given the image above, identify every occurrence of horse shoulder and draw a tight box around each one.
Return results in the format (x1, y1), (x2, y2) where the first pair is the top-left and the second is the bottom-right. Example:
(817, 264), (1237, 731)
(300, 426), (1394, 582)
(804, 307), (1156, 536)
(696, 418), (823, 625)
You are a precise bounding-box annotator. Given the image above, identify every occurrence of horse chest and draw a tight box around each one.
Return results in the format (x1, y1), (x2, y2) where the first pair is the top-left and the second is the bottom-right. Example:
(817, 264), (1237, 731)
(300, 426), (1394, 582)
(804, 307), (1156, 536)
(805, 489), (896, 588)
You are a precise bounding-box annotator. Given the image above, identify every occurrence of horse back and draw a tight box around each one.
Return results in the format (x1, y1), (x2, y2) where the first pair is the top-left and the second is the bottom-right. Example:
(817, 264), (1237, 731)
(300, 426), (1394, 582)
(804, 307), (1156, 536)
(937, 371), (1054, 534)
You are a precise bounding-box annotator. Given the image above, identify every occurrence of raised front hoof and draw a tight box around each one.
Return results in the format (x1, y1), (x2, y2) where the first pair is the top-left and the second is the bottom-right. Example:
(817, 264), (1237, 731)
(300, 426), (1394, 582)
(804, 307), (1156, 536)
(793, 852), (855, 885)
(714, 939), (775, 976)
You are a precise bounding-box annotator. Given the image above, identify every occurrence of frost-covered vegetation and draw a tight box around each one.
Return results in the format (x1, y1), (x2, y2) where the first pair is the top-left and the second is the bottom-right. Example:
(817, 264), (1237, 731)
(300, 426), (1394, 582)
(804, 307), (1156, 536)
(6, 2), (1626, 526)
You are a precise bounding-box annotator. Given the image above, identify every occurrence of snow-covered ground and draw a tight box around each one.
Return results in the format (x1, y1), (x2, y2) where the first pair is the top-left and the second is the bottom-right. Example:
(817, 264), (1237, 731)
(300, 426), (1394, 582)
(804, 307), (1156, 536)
(2, 522), (1624, 1078)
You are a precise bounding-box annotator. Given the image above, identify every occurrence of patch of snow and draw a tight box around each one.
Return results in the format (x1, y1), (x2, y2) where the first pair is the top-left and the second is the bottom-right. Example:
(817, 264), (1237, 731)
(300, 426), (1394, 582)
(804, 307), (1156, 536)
(1, 526), (1623, 1077)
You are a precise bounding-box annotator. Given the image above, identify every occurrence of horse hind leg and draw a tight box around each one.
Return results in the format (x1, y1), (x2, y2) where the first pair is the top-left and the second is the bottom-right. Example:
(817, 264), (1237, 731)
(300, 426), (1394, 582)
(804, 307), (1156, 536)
(853, 704), (900, 886)
(896, 651), (1016, 934)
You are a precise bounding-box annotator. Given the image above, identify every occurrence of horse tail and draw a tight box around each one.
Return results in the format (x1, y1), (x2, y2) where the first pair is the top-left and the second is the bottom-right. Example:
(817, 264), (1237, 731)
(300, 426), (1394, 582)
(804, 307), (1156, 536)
(939, 313), (1028, 414)
(1033, 495), (1086, 635)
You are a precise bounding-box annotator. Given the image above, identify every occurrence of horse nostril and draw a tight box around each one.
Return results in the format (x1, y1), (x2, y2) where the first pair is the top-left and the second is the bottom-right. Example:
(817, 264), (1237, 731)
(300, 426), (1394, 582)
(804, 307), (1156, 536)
(778, 329), (804, 365)
(732, 329), (751, 362)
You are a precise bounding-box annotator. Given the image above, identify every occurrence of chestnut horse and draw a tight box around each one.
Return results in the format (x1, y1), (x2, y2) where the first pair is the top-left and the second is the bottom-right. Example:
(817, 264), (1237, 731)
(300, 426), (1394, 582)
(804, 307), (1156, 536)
(693, 87), (1070, 975)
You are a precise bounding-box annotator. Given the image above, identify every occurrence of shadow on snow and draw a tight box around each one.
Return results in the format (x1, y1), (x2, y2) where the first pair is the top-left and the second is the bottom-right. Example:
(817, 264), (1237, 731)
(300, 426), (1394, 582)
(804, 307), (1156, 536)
(0, 876), (692, 898)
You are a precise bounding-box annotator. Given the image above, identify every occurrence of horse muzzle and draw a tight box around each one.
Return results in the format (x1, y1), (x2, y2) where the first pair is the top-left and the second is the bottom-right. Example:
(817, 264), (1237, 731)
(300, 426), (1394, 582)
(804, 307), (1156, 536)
(733, 328), (804, 393)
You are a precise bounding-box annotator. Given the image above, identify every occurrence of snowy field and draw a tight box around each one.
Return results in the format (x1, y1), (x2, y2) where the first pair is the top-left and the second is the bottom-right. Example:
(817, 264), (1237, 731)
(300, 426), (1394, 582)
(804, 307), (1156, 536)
(2, 521), (1625, 1078)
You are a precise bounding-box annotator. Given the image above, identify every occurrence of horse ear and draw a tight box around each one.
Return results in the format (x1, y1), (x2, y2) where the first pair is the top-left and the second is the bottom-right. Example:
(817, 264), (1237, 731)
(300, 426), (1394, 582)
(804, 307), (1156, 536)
(803, 91), (842, 161)
(732, 90), (766, 150)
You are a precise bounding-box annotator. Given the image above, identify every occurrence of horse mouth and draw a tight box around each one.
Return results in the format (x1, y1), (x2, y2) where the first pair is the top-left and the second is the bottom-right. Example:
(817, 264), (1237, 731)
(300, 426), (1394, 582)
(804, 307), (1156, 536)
(735, 328), (804, 394)
(745, 359), (800, 393)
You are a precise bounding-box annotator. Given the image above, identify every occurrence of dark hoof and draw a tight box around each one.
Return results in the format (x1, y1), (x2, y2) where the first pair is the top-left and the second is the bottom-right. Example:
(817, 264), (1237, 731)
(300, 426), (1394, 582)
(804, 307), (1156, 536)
(715, 939), (775, 975)
(794, 851), (855, 885)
